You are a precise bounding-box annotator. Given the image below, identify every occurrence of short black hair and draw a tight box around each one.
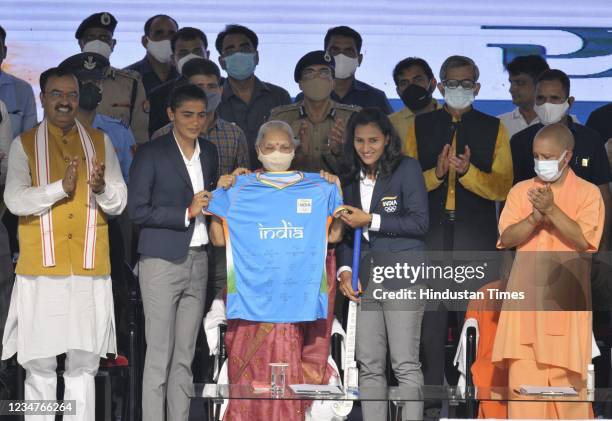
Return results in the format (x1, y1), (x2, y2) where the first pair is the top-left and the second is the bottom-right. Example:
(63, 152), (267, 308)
(392, 57), (434, 86)
(168, 83), (207, 111)
(536, 69), (571, 97)
(506, 55), (549, 81)
(40, 67), (78, 92)
(0, 25), (5, 44)
(214, 24), (258, 54)
(342, 107), (403, 182)
(182, 58), (221, 81)
(143, 14), (178, 37)
(324, 26), (363, 53)
(171, 27), (208, 53)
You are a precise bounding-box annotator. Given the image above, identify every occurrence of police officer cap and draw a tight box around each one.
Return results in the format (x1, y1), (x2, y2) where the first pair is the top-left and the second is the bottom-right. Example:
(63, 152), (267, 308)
(294, 50), (335, 82)
(75, 12), (117, 40)
(59, 52), (109, 81)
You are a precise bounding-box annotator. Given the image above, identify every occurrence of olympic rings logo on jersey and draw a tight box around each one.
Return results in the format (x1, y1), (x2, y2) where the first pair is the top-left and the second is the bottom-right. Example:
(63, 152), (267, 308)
(381, 196), (398, 213)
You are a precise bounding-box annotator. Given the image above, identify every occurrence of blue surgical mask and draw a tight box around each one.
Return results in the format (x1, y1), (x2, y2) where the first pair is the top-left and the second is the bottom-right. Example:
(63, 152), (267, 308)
(224, 52), (256, 80)
(205, 90), (222, 113)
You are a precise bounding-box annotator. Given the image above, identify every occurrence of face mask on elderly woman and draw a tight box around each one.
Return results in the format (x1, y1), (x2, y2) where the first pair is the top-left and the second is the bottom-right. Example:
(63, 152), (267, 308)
(257, 148), (295, 172)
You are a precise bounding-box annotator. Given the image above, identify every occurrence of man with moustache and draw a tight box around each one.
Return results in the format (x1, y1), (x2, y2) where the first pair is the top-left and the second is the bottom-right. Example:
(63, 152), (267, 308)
(60, 52), (137, 357)
(1, 66), (127, 421)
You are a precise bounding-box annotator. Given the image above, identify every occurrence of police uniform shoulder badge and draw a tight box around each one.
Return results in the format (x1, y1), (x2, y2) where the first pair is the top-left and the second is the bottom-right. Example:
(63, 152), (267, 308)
(334, 103), (361, 114)
(115, 67), (141, 81)
(269, 102), (299, 118)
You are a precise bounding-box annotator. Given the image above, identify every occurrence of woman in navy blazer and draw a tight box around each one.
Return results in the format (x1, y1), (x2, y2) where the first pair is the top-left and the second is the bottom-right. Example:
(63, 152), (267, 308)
(337, 107), (428, 421)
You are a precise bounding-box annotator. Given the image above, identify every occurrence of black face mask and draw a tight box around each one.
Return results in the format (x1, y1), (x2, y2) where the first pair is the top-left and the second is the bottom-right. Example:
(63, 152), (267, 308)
(400, 83), (432, 112)
(78, 82), (102, 111)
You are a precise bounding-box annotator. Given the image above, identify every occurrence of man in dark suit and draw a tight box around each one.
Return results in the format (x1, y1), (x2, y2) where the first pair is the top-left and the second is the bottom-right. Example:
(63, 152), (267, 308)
(128, 83), (218, 421)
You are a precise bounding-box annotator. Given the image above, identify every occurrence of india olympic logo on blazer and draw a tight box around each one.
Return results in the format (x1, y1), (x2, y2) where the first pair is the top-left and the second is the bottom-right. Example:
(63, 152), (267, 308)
(381, 196), (398, 213)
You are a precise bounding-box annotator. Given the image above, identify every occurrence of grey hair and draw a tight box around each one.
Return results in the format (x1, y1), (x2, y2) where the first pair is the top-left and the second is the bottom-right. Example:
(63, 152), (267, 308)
(255, 120), (300, 148)
(439, 55), (480, 82)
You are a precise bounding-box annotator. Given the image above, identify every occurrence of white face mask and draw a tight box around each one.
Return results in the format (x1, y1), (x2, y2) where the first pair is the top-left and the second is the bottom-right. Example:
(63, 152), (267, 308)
(176, 53), (201, 74)
(534, 101), (569, 125)
(82, 40), (112, 59)
(534, 150), (568, 182)
(146, 38), (173, 63)
(333, 53), (359, 79)
(444, 87), (474, 110)
(257, 149), (295, 172)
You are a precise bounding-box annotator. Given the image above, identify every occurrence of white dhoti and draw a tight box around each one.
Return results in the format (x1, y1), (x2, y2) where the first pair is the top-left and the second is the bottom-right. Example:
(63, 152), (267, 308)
(2, 275), (116, 421)
(2, 274), (116, 363)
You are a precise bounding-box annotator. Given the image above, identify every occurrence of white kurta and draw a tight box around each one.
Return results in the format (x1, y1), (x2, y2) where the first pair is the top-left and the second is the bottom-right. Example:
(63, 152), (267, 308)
(1, 129), (127, 364)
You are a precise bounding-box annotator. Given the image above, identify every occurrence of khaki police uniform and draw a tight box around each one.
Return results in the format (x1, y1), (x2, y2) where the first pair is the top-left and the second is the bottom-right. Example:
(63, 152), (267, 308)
(269, 100), (359, 174)
(74, 12), (149, 146)
(97, 66), (149, 145)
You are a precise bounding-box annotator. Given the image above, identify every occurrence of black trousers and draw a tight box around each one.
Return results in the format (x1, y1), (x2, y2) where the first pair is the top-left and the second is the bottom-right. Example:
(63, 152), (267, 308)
(421, 212), (455, 395)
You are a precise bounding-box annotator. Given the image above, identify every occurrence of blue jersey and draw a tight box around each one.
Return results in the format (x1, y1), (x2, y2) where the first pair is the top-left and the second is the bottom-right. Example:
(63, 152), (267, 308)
(207, 171), (343, 322)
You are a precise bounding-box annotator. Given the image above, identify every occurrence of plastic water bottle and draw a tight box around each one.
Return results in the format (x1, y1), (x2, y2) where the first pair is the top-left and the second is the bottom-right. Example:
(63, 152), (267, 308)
(587, 363), (595, 393)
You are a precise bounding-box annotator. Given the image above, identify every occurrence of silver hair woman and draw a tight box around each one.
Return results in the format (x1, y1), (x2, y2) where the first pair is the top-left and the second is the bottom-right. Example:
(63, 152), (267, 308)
(254, 120), (300, 171)
(207, 119), (345, 421)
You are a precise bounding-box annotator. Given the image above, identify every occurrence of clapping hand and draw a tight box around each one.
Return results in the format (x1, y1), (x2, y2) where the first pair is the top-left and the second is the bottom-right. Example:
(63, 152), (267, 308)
(88, 156), (105, 194)
(528, 184), (554, 214)
(62, 156), (79, 196)
(449, 145), (471, 176)
(328, 117), (345, 155)
(435, 144), (451, 179)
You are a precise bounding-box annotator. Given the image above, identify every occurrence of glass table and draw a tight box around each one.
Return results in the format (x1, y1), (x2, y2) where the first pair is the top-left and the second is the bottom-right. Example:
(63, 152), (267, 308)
(189, 384), (612, 420)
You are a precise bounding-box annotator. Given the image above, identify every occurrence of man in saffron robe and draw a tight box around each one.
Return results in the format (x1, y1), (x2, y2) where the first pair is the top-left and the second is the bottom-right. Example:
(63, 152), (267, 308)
(493, 123), (604, 419)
